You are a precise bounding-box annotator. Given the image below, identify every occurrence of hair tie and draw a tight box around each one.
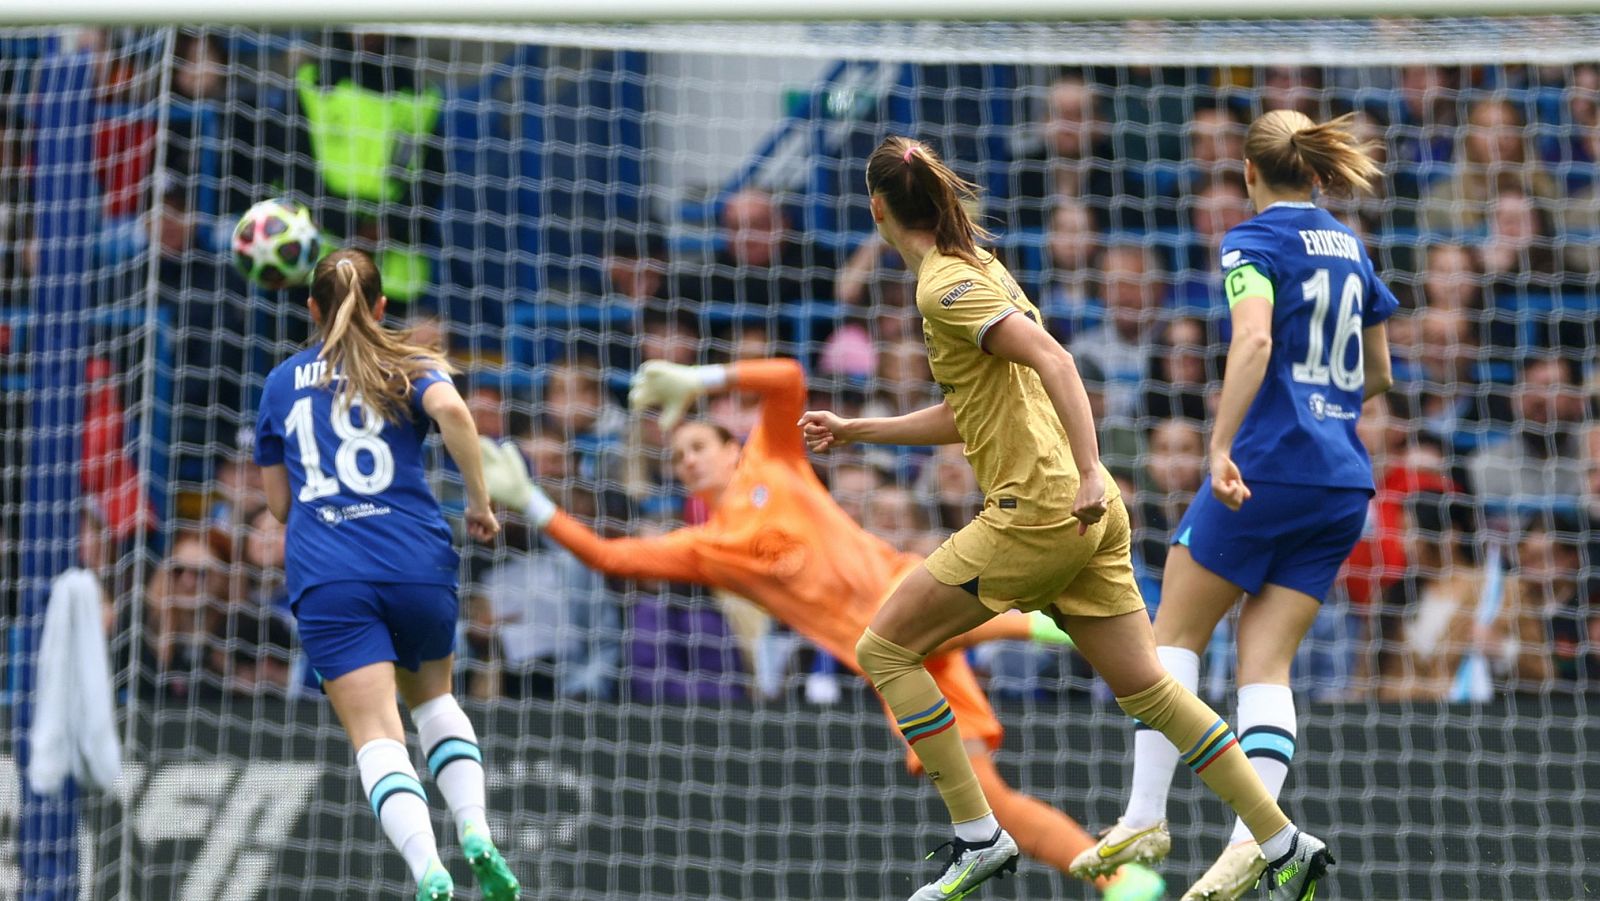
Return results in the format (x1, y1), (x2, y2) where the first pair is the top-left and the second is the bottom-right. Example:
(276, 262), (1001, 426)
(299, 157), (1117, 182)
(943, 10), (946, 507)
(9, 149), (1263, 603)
(336, 258), (355, 273)
(903, 146), (916, 163)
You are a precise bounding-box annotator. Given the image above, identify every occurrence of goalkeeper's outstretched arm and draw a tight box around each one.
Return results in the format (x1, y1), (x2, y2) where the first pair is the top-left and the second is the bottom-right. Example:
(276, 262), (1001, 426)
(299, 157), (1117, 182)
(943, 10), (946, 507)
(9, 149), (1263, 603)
(478, 439), (706, 584)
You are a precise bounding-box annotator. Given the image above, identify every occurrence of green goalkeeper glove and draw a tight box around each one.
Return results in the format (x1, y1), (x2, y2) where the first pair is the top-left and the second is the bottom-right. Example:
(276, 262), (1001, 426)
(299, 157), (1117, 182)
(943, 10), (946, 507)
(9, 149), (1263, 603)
(628, 361), (727, 430)
(478, 438), (557, 528)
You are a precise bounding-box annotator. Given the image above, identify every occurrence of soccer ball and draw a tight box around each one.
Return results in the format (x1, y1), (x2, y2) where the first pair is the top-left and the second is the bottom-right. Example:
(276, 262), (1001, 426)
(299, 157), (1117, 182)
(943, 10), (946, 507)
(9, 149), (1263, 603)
(232, 198), (322, 289)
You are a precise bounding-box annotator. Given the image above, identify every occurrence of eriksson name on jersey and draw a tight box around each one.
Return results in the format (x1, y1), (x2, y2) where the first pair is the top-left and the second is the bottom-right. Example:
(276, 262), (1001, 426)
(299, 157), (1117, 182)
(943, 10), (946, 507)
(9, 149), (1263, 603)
(1298, 229), (1362, 262)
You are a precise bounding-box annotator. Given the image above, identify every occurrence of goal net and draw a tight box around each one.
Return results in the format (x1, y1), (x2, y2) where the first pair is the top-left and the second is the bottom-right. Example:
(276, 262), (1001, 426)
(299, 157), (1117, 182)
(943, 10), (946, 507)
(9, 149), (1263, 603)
(3, 17), (1598, 900)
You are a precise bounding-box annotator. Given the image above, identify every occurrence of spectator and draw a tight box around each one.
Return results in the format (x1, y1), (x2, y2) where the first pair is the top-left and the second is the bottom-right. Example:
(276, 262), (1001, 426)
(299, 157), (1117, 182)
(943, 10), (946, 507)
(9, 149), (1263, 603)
(210, 515), (296, 700)
(1420, 97), (1564, 235)
(1173, 173), (1250, 312)
(1151, 104), (1246, 228)
(1373, 490), (1483, 700)
(827, 461), (884, 526)
(1502, 516), (1595, 693)
(1408, 305), (1506, 452)
(1411, 242), (1485, 313)
(1185, 105), (1247, 186)
(540, 358), (627, 483)
(1135, 417), (1205, 581)
(1068, 242), (1167, 425)
(1010, 75), (1127, 231)
(1478, 188), (1566, 289)
(683, 187), (834, 312)
(861, 337), (937, 420)
(602, 228), (670, 306)
(1344, 397), (1455, 614)
(1376, 65), (1460, 205)
(1038, 198), (1103, 341)
(862, 486), (942, 558)
(466, 384), (506, 442)
(1140, 315), (1212, 423)
(208, 426), (265, 528)
(290, 29), (445, 268)
(913, 443), (982, 532)
(1466, 355), (1589, 509)
(125, 529), (229, 700)
(637, 307), (700, 368)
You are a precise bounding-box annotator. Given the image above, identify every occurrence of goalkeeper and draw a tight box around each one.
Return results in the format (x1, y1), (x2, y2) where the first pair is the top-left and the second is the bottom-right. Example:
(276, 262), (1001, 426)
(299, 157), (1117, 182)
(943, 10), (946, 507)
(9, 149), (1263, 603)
(480, 357), (1162, 901)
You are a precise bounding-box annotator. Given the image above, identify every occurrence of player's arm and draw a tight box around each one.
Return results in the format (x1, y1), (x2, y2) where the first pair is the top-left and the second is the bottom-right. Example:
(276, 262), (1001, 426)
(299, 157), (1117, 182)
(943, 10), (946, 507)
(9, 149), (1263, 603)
(423, 380), (500, 542)
(252, 383), (290, 522)
(1211, 264), (1275, 511)
(477, 438), (705, 584)
(261, 464), (291, 523)
(1362, 257), (1399, 402)
(799, 401), (961, 452)
(981, 312), (1107, 533)
(629, 356), (810, 450)
(1362, 324), (1394, 401)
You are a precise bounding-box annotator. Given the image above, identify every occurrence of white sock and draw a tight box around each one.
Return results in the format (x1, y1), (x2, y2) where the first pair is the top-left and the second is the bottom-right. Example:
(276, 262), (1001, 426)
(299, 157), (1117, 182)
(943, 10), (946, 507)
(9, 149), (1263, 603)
(1121, 646), (1200, 828)
(953, 812), (1001, 843)
(411, 694), (489, 842)
(1229, 682), (1297, 845)
(1259, 824), (1297, 862)
(356, 738), (438, 882)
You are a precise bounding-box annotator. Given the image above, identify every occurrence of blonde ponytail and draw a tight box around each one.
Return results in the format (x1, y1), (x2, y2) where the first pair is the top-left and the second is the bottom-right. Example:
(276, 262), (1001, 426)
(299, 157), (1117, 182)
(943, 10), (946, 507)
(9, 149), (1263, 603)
(309, 249), (455, 426)
(1245, 110), (1382, 197)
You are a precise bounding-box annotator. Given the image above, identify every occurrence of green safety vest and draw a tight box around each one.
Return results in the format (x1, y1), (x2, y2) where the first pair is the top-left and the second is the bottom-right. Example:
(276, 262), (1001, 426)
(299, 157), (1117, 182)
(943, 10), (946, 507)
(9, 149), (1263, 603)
(296, 64), (441, 301)
(295, 63), (442, 204)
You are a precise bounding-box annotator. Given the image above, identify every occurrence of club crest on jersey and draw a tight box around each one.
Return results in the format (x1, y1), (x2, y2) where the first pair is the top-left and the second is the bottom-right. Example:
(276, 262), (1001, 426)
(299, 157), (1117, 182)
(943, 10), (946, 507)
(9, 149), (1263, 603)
(750, 485), (769, 508)
(1307, 392), (1356, 422)
(939, 280), (975, 307)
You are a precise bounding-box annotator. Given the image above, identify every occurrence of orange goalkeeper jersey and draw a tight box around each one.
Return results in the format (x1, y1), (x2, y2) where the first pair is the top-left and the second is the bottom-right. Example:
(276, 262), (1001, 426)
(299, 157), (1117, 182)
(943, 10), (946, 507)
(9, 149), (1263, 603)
(545, 358), (1003, 756)
(547, 359), (922, 667)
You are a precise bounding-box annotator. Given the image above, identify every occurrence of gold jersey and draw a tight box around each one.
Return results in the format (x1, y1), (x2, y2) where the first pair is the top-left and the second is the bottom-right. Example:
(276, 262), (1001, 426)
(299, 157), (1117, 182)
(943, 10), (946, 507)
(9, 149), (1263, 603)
(916, 249), (1084, 521)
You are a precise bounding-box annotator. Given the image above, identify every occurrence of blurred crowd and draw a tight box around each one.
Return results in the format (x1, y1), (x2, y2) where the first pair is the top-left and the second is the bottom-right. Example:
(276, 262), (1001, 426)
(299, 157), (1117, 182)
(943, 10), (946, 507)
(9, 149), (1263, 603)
(3, 31), (1597, 706)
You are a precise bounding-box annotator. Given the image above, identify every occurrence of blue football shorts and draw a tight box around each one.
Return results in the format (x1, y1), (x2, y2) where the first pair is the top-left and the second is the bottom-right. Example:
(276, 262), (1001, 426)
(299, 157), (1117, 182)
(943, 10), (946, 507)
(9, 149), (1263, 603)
(1173, 478), (1370, 602)
(294, 580), (458, 683)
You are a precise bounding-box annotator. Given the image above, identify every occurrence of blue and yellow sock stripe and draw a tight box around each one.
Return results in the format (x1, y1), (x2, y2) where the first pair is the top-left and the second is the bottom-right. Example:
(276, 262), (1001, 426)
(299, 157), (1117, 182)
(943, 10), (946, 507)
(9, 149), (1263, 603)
(897, 698), (956, 746)
(1182, 719), (1239, 775)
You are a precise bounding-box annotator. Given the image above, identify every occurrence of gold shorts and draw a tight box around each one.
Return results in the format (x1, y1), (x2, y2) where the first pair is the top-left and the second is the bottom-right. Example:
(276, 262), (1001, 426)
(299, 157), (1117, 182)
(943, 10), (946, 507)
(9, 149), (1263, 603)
(924, 494), (1147, 619)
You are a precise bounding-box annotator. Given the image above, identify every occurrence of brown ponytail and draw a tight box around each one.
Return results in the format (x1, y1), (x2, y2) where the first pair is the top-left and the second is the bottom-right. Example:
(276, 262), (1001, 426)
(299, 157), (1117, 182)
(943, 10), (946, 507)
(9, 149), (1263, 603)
(1244, 110), (1382, 197)
(309, 249), (455, 426)
(866, 135), (994, 267)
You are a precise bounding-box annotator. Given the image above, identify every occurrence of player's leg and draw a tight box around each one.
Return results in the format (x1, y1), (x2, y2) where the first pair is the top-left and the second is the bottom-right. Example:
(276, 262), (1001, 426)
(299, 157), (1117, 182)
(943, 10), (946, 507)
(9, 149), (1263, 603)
(324, 662), (453, 900)
(298, 581), (451, 899)
(1129, 545), (1243, 826)
(968, 752), (1165, 901)
(1064, 609), (1331, 899)
(391, 585), (522, 901)
(1069, 542), (1242, 880)
(859, 564), (1018, 899)
(1180, 586), (1319, 901)
(1208, 490), (1362, 900)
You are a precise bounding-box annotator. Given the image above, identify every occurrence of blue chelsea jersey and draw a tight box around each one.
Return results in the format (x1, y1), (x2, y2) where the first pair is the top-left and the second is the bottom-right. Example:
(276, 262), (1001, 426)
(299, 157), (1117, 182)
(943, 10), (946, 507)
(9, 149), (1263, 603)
(1220, 202), (1399, 490)
(254, 344), (459, 601)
